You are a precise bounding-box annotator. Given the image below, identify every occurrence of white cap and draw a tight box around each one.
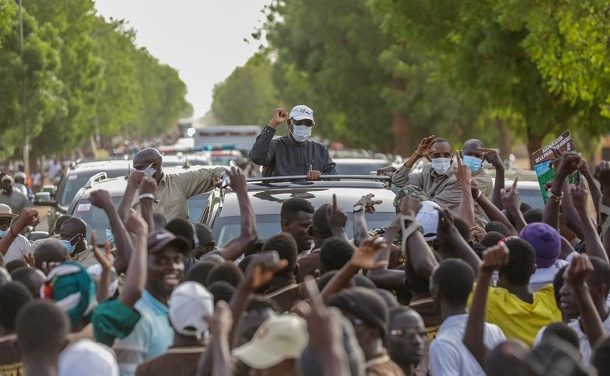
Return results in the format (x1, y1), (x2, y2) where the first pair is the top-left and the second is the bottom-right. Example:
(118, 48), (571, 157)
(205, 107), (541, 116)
(86, 264), (118, 298)
(169, 281), (214, 340)
(59, 339), (118, 376)
(416, 201), (440, 241)
(289, 105), (314, 122)
(233, 314), (309, 369)
(0, 204), (17, 218)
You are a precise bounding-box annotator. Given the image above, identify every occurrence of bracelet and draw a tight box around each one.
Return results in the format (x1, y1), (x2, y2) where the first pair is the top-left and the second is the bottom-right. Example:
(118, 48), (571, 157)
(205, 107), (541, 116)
(138, 193), (155, 201)
(548, 190), (563, 203)
(353, 203), (365, 213)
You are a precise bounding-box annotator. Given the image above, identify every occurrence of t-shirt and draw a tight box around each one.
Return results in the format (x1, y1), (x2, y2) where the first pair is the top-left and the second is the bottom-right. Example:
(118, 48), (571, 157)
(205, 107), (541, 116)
(365, 353), (405, 376)
(534, 313), (610, 362)
(92, 299), (142, 347)
(114, 291), (174, 376)
(0, 334), (22, 376)
(1, 234), (31, 264)
(135, 346), (204, 376)
(429, 314), (505, 376)
(529, 260), (570, 292)
(484, 284), (561, 346)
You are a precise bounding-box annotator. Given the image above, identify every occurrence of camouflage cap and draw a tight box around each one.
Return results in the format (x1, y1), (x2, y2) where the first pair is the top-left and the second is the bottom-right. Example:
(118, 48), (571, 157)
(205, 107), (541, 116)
(393, 185), (429, 207)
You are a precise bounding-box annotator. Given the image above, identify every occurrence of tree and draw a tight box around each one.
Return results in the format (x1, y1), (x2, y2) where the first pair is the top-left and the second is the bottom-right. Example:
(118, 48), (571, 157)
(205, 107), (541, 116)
(211, 52), (280, 126)
(370, 0), (610, 160)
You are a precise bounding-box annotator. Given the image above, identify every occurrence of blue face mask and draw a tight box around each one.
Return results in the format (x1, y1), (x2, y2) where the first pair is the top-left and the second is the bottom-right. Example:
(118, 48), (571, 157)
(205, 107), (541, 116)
(0, 230), (5, 238)
(105, 229), (115, 244)
(60, 239), (76, 255)
(463, 155), (483, 173)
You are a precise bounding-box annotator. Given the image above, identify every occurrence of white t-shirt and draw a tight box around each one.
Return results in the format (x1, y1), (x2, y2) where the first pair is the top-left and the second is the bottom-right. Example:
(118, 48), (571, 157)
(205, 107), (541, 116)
(529, 259), (570, 292)
(535, 313), (610, 362)
(2, 234), (32, 264)
(429, 313), (506, 376)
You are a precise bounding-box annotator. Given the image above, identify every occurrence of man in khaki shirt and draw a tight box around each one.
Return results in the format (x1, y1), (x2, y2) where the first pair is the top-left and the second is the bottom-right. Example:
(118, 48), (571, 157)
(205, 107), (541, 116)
(133, 148), (226, 221)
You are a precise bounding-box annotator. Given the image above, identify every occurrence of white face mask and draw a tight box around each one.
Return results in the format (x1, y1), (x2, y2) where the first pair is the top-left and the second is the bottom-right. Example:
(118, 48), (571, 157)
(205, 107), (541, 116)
(431, 157), (452, 175)
(291, 123), (312, 143)
(142, 163), (156, 177)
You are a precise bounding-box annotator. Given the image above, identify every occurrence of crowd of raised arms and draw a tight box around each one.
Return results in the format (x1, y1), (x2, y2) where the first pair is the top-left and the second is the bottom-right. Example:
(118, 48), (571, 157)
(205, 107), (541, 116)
(0, 105), (610, 376)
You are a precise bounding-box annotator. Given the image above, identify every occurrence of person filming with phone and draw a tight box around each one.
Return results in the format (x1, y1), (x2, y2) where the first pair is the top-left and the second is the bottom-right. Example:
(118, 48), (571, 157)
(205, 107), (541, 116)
(249, 105), (337, 180)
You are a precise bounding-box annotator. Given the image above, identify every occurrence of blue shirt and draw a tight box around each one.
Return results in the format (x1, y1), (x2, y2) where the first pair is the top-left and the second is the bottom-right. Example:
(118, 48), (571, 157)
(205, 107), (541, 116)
(114, 290), (173, 376)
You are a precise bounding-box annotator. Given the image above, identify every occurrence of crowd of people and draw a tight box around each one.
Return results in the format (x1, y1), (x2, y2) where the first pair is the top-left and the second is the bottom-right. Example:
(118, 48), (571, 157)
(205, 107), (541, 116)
(0, 105), (609, 376)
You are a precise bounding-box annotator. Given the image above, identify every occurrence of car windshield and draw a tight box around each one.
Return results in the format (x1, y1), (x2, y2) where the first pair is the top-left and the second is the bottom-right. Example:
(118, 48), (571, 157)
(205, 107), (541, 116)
(71, 196), (122, 244)
(188, 192), (211, 223)
(213, 212), (395, 247)
(518, 187), (544, 210)
(334, 161), (389, 175)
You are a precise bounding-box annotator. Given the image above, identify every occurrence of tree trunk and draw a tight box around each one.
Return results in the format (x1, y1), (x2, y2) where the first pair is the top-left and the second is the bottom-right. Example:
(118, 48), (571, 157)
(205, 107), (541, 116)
(526, 127), (544, 169)
(391, 111), (412, 156)
(495, 117), (511, 160)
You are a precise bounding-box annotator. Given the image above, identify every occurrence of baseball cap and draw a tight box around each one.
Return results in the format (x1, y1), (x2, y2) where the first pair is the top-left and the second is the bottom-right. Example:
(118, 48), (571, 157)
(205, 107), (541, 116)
(14, 172), (26, 180)
(233, 314), (309, 369)
(42, 262), (97, 329)
(0, 204), (18, 218)
(393, 185), (429, 207)
(416, 201), (440, 241)
(289, 105), (314, 122)
(520, 223), (561, 268)
(169, 281), (214, 340)
(147, 229), (191, 255)
(59, 339), (119, 376)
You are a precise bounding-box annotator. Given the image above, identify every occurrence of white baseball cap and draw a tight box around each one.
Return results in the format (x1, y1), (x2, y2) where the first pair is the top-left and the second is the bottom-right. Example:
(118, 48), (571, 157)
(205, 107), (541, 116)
(169, 281), (214, 340)
(59, 339), (118, 376)
(289, 105), (314, 122)
(0, 204), (17, 218)
(233, 314), (309, 369)
(416, 201), (440, 241)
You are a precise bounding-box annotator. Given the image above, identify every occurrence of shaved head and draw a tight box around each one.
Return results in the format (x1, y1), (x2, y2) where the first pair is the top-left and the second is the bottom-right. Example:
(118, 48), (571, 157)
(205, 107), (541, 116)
(463, 139), (485, 157)
(133, 148), (162, 169)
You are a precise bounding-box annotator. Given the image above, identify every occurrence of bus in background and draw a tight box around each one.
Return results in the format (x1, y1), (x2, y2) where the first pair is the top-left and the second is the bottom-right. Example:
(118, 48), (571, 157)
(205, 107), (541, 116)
(193, 125), (261, 155)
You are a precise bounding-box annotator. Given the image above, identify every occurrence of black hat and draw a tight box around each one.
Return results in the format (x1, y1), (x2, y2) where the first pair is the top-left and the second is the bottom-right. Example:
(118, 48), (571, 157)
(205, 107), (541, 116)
(329, 287), (389, 337)
(147, 229), (191, 255)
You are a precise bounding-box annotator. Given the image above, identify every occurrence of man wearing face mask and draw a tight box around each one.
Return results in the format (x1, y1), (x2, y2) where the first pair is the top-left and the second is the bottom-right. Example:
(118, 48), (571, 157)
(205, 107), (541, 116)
(59, 217), (96, 267)
(461, 139), (493, 225)
(249, 106), (336, 180)
(391, 136), (462, 214)
(132, 148), (226, 221)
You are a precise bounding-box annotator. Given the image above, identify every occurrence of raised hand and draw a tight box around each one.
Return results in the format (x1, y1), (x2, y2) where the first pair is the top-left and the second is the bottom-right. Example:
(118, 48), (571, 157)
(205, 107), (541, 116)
(327, 194), (347, 230)
(480, 148), (503, 170)
(13, 208), (39, 233)
(89, 189), (113, 210)
(351, 237), (388, 270)
(207, 300), (233, 337)
(127, 170), (145, 188)
(268, 108), (288, 128)
(455, 151), (472, 187)
(480, 243), (509, 275)
(501, 177), (520, 210)
(414, 135), (437, 159)
(555, 152), (582, 179)
(356, 193), (383, 214)
(570, 179), (589, 209)
(139, 176), (158, 195)
(125, 212), (148, 235)
(227, 166), (247, 193)
(564, 253), (594, 288)
(398, 196), (421, 216)
(244, 251), (288, 292)
(92, 231), (114, 271)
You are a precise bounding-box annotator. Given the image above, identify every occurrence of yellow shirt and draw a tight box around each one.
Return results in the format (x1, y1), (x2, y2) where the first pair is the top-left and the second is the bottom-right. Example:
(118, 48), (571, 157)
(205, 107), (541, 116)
(483, 284), (561, 346)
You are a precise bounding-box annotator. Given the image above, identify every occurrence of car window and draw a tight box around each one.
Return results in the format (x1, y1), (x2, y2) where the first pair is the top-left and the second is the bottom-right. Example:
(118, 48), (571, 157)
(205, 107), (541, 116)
(187, 192), (211, 223)
(212, 212), (395, 247)
(518, 187), (544, 210)
(56, 169), (127, 208)
(71, 197), (122, 243)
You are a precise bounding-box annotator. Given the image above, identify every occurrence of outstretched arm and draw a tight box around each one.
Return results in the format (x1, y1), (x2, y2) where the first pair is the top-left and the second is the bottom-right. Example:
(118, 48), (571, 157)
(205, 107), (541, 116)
(0, 208), (38, 258)
(248, 109), (286, 166)
(455, 152), (476, 227)
(117, 171), (143, 222)
(480, 148), (505, 210)
(472, 186), (518, 236)
(352, 194), (382, 246)
(571, 180), (608, 263)
(438, 208), (481, 273)
(464, 244), (508, 367)
(219, 168), (257, 260)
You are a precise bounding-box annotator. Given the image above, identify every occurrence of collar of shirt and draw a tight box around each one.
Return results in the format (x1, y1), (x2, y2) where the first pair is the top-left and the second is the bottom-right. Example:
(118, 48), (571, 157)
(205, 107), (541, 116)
(141, 290), (169, 315)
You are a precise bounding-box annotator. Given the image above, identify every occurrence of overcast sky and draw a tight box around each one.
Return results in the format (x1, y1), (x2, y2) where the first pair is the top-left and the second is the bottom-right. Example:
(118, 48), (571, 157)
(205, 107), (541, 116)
(94, 0), (272, 118)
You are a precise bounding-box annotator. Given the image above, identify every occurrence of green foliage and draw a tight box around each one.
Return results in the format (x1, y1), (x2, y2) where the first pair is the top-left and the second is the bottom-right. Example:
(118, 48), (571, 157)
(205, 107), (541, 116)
(0, 0), (191, 159)
(211, 53), (280, 126)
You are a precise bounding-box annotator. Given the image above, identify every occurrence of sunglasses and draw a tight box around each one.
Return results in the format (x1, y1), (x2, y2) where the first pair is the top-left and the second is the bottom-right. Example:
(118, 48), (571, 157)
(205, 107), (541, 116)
(292, 119), (314, 127)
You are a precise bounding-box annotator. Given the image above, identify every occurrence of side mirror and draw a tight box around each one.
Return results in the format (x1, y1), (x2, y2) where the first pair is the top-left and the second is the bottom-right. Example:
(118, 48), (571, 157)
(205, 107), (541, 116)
(27, 231), (49, 242)
(34, 192), (55, 206)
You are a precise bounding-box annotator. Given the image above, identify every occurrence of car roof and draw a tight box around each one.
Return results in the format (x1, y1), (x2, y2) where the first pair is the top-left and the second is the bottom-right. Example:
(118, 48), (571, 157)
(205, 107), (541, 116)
(214, 179), (397, 217)
(333, 158), (390, 164)
(67, 159), (132, 173)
